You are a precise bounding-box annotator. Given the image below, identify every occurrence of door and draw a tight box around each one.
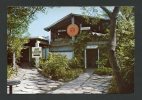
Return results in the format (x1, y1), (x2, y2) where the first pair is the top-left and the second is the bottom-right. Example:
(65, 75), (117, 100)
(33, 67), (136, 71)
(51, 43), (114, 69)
(20, 48), (29, 63)
(86, 49), (98, 68)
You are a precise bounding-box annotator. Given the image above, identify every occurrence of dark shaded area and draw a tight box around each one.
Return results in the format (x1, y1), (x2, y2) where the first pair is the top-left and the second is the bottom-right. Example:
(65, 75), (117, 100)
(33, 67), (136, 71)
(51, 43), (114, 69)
(86, 49), (98, 68)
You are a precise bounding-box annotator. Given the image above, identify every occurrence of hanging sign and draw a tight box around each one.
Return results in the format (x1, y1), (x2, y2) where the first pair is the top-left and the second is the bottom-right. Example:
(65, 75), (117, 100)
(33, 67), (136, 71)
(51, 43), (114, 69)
(67, 24), (79, 37)
(80, 27), (90, 31)
(32, 47), (42, 58)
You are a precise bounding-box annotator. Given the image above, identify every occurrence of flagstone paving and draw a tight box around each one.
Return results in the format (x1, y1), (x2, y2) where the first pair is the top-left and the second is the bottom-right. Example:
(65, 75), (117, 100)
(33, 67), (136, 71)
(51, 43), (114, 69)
(7, 68), (64, 94)
(48, 69), (112, 94)
(7, 68), (112, 94)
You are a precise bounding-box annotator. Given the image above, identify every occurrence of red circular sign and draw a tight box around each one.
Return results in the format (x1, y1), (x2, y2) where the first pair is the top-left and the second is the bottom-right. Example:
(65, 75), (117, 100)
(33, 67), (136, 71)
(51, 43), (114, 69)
(67, 24), (79, 37)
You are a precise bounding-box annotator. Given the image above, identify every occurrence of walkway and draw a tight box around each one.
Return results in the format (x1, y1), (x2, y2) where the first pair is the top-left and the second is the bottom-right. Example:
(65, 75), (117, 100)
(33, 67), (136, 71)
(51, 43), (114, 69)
(8, 67), (64, 94)
(48, 69), (112, 94)
(8, 68), (112, 94)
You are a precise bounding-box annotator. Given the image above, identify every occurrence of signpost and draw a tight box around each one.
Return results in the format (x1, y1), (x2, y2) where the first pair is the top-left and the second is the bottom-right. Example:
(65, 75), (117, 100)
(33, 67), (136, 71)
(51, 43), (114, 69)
(32, 47), (42, 58)
(32, 41), (42, 67)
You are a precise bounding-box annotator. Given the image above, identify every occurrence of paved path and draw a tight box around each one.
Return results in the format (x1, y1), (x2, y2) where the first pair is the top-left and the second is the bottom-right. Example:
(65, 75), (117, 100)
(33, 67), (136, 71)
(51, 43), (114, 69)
(8, 68), (64, 94)
(8, 68), (112, 94)
(48, 69), (112, 94)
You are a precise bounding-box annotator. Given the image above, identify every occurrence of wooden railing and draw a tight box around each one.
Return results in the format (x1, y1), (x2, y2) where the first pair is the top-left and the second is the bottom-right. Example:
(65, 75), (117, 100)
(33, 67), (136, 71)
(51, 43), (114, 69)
(7, 79), (21, 94)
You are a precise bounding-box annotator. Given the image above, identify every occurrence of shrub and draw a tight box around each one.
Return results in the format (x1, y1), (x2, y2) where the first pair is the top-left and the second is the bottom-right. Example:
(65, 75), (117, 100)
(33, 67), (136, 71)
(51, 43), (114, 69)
(39, 53), (83, 81)
(31, 58), (35, 67)
(108, 66), (134, 93)
(7, 65), (16, 79)
(64, 68), (84, 81)
(94, 67), (112, 75)
(108, 77), (119, 93)
(68, 57), (82, 68)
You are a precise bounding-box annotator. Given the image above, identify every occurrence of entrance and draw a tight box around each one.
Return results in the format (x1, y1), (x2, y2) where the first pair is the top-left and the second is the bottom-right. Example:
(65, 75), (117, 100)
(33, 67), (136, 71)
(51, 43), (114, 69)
(86, 49), (98, 68)
(20, 48), (30, 63)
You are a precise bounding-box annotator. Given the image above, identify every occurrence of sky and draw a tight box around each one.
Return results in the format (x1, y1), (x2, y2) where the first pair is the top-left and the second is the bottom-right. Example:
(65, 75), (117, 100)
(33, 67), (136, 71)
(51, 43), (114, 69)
(27, 6), (112, 39)
(28, 7), (84, 38)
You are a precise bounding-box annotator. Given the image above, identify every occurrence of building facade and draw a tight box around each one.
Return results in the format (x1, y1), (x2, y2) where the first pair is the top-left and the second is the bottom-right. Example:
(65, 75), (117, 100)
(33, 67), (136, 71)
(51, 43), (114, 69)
(20, 37), (49, 66)
(44, 13), (110, 68)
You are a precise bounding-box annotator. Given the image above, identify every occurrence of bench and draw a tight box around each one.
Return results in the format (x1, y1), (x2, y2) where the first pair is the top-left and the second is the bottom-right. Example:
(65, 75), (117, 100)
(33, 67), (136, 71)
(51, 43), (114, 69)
(7, 79), (21, 94)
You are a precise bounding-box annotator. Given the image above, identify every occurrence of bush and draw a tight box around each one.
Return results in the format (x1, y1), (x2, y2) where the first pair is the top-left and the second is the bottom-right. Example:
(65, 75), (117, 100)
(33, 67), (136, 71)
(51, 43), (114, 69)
(108, 66), (134, 93)
(68, 57), (82, 68)
(31, 58), (35, 67)
(64, 68), (84, 81)
(39, 53), (83, 81)
(94, 67), (112, 75)
(7, 65), (16, 79)
(108, 77), (119, 93)
(108, 66), (134, 92)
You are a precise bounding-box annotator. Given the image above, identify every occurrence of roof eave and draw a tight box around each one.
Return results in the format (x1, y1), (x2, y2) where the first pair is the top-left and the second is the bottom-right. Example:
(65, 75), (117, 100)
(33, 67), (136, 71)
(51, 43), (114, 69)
(44, 13), (74, 31)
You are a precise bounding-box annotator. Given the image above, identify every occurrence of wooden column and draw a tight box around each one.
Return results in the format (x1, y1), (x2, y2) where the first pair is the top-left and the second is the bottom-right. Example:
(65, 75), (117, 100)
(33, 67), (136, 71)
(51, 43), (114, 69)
(35, 41), (40, 68)
(29, 47), (31, 62)
(9, 85), (12, 94)
(97, 48), (100, 68)
(84, 49), (87, 69)
(71, 16), (75, 41)
(13, 52), (16, 69)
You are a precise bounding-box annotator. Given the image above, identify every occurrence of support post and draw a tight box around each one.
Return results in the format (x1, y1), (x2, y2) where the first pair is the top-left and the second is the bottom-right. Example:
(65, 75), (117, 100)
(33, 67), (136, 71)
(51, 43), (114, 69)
(71, 16), (75, 41)
(84, 49), (87, 69)
(29, 47), (31, 62)
(98, 48), (100, 68)
(35, 41), (40, 68)
(9, 85), (12, 94)
(13, 52), (16, 69)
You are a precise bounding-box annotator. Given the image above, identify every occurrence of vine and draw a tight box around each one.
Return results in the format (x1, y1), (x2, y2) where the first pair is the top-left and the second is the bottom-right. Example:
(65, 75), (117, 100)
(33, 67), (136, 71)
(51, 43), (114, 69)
(73, 31), (94, 66)
(73, 31), (109, 68)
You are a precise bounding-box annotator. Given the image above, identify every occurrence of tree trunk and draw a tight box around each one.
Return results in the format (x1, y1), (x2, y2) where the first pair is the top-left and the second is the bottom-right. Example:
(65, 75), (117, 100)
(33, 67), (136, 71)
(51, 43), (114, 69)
(100, 6), (125, 92)
(108, 16), (125, 92)
(13, 52), (16, 69)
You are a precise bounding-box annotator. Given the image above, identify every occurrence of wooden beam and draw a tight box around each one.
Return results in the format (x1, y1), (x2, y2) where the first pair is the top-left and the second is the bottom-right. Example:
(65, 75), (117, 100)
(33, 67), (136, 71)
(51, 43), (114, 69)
(98, 48), (100, 68)
(71, 16), (75, 41)
(84, 49), (87, 69)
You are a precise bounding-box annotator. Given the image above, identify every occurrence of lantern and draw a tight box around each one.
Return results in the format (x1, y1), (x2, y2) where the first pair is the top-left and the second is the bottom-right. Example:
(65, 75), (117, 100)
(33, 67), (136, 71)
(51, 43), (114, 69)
(67, 24), (79, 37)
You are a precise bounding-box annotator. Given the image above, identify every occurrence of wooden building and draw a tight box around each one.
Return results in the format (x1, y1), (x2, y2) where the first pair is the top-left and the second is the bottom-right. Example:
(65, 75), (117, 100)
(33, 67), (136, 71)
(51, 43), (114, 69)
(44, 13), (110, 68)
(20, 37), (49, 65)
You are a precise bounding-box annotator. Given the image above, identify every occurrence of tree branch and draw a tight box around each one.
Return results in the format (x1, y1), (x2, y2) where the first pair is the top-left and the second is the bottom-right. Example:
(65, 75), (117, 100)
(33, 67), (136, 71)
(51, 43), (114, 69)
(112, 7), (120, 18)
(100, 6), (112, 18)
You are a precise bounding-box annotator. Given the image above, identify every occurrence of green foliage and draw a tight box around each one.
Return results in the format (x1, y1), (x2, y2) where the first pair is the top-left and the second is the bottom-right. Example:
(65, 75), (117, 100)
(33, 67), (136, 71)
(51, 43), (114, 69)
(108, 78), (119, 93)
(7, 7), (46, 36)
(31, 58), (35, 67)
(73, 32), (92, 65)
(7, 35), (29, 60)
(64, 68), (84, 81)
(39, 53), (69, 80)
(7, 7), (47, 64)
(107, 6), (134, 93)
(82, 6), (134, 93)
(68, 57), (82, 68)
(7, 65), (16, 79)
(39, 53), (83, 81)
(94, 67), (112, 75)
(108, 73), (134, 93)
(96, 45), (109, 67)
(115, 6), (134, 93)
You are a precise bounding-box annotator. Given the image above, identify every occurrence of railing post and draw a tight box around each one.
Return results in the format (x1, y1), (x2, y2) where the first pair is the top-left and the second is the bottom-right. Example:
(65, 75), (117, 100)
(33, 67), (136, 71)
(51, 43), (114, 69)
(9, 85), (13, 94)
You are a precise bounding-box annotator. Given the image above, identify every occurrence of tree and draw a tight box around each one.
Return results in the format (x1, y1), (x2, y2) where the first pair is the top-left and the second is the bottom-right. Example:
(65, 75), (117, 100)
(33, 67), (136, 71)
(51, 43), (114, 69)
(116, 6), (134, 92)
(7, 7), (47, 68)
(82, 6), (134, 93)
(100, 6), (125, 92)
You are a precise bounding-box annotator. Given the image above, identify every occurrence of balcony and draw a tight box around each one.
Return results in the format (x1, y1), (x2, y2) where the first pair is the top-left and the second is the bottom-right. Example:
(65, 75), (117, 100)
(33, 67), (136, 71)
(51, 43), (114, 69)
(50, 38), (72, 47)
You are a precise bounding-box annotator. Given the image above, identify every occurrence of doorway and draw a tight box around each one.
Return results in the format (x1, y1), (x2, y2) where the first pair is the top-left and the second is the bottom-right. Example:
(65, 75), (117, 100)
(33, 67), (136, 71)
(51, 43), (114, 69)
(20, 48), (30, 63)
(86, 49), (98, 68)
